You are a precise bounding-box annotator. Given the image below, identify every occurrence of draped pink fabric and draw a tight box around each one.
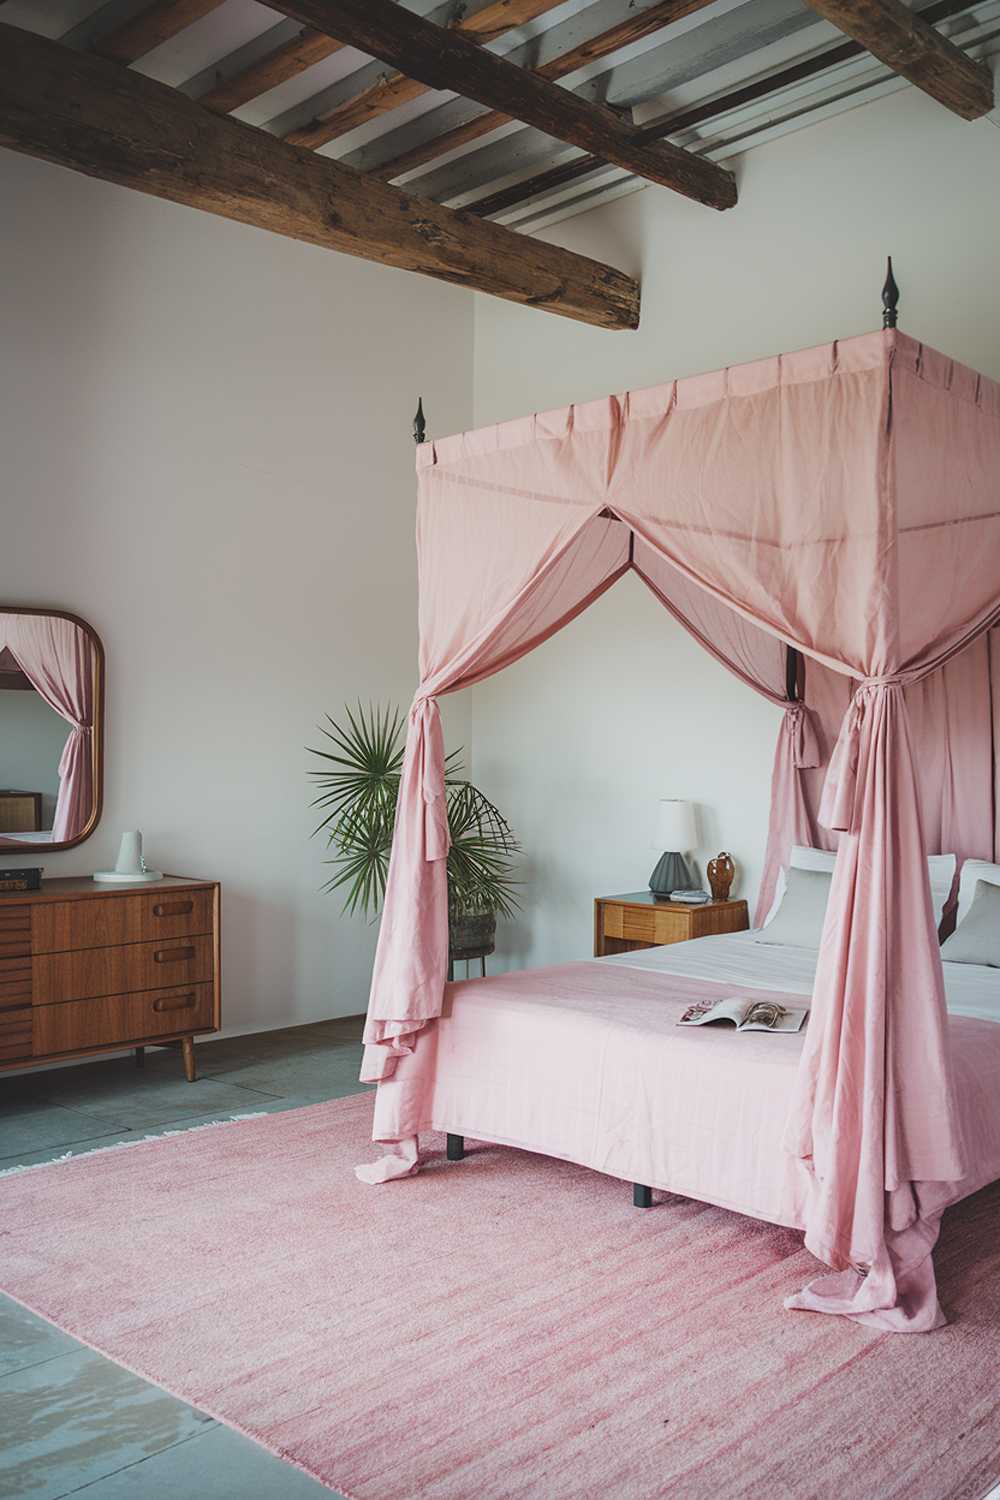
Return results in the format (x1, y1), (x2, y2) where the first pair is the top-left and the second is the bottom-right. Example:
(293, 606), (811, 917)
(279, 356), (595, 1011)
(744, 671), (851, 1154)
(360, 329), (1000, 1330)
(757, 635), (999, 932)
(0, 614), (97, 843)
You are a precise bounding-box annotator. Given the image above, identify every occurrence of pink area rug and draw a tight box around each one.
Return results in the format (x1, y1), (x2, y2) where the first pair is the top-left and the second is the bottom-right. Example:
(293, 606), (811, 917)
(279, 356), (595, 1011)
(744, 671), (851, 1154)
(1, 1096), (999, 1500)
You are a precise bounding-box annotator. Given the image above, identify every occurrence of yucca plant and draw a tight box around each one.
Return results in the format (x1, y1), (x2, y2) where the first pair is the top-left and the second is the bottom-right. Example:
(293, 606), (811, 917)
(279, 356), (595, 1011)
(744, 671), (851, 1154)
(308, 705), (520, 950)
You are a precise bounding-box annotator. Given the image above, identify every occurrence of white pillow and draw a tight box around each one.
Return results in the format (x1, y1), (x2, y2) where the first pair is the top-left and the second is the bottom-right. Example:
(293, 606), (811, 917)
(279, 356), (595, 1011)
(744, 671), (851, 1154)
(755, 867), (832, 949)
(956, 860), (1000, 924)
(762, 845), (836, 927)
(941, 879), (1000, 967)
(762, 847), (956, 930)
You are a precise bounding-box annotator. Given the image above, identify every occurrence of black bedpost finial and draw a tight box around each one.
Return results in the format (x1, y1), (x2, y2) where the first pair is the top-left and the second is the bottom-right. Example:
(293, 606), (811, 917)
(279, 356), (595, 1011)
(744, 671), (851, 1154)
(882, 256), (899, 330)
(412, 396), (426, 446)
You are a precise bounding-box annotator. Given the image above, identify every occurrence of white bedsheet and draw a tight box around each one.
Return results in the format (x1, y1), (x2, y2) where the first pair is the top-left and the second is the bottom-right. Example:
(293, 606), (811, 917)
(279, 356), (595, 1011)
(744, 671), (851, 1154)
(602, 929), (1000, 1024)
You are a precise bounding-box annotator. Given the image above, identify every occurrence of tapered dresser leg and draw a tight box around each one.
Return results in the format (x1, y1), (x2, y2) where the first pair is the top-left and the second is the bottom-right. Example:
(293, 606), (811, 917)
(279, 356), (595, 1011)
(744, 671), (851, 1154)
(446, 1133), (465, 1161)
(134, 1046), (145, 1068)
(633, 1183), (653, 1208)
(181, 1036), (197, 1082)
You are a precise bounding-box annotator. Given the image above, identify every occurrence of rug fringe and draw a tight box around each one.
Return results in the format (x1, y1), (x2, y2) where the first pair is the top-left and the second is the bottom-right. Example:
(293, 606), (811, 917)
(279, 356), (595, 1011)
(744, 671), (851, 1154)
(0, 1112), (269, 1179)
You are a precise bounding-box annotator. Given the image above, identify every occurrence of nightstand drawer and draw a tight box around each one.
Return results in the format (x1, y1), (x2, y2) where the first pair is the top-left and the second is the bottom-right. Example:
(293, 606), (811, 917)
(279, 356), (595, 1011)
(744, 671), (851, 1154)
(604, 905), (690, 944)
(595, 894), (748, 957)
(32, 889), (214, 954)
(33, 935), (215, 1006)
(33, 983), (215, 1056)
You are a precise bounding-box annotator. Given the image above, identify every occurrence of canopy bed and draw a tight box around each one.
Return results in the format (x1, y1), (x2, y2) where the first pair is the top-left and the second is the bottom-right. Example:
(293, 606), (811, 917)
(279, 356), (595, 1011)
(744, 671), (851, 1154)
(357, 271), (1000, 1335)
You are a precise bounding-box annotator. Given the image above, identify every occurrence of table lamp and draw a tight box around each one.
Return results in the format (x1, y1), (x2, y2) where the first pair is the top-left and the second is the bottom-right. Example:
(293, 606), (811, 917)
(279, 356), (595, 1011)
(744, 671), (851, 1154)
(649, 800), (697, 897)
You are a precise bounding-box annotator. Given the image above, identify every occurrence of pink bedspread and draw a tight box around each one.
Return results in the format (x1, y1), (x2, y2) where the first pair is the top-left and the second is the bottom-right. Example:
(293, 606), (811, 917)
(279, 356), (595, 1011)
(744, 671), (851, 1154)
(409, 962), (1000, 1232)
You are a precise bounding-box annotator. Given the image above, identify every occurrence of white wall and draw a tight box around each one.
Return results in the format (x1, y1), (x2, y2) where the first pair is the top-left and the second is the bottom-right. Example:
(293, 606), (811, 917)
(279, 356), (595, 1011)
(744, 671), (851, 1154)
(0, 150), (473, 1033)
(470, 87), (1000, 971)
(0, 689), (67, 829)
(4, 82), (998, 1019)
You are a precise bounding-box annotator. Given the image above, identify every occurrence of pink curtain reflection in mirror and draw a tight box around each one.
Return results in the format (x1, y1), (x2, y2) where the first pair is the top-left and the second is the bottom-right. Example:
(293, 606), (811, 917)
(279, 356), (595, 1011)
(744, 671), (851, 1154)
(0, 610), (101, 848)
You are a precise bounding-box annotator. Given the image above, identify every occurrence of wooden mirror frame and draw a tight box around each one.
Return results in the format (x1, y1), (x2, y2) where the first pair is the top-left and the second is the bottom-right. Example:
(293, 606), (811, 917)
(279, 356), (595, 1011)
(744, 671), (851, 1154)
(0, 606), (105, 854)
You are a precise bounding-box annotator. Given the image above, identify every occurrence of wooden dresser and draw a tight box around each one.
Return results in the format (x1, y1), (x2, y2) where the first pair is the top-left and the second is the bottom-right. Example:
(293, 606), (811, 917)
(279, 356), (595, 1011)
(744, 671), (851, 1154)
(594, 891), (748, 956)
(0, 876), (220, 1081)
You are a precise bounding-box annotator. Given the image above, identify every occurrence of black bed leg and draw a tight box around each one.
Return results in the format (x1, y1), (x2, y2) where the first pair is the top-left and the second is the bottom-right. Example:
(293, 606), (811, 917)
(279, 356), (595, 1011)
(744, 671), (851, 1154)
(446, 1133), (466, 1162)
(633, 1183), (653, 1208)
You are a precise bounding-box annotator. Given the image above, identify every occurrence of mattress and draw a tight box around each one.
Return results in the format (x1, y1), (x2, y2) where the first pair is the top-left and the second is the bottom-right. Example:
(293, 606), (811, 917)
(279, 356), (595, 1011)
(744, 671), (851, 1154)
(427, 938), (1000, 1229)
(602, 928), (1000, 1026)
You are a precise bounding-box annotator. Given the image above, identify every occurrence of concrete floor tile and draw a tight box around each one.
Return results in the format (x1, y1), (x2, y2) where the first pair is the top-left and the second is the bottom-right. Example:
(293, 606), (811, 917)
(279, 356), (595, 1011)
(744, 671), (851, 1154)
(211, 1044), (366, 1095)
(43, 1077), (280, 1132)
(0, 1348), (213, 1500)
(0, 1104), (117, 1162)
(0, 1101), (300, 1172)
(57, 1421), (339, 1498)
(0, 1300), (82, 1379)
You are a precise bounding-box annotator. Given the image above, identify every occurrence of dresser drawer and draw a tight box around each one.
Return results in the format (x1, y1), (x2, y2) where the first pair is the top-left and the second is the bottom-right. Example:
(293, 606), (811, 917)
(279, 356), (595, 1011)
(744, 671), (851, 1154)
(31, 888), (214, 955)
(33, 983), (215, 1056)
(0, 904), (32, 960)
(0, 1005), (32, 1061)
(33, 934), (215, 1006)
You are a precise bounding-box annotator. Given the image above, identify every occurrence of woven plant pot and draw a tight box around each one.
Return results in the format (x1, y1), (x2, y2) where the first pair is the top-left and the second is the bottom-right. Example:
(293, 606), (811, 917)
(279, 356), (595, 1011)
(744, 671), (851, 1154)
(449, 910), (496, 961)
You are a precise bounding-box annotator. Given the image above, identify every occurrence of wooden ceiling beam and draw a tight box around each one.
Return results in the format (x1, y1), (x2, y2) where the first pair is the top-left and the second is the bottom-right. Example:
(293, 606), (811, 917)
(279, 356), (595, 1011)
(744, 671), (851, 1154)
(200, 28), (344, 116)
(467, 0), (985, 217)
(92, 0), (228, 65)
(802, 0), (992, 118)
(0, 24), (640, 331)
(268, 0), (736, 209)
(369, 0), (719, 182)
(282, 1), (571, 149)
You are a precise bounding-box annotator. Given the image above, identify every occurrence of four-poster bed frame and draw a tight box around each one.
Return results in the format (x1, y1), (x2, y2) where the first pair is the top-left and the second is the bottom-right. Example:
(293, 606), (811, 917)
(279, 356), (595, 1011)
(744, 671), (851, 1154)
(360, 259), (1000, 1333)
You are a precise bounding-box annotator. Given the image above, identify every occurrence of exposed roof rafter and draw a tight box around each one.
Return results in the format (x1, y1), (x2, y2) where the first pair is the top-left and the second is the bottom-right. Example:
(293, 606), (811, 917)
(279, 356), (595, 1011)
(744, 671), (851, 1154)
(90, 0), (226, 64)
(265, 0), (737, 208)
(802, 0), (993, 116)
(368, 0), (720, 182)
(464, 0), (990, 218)
(282, 0), (569, 149)
(199, 27), (344, 116)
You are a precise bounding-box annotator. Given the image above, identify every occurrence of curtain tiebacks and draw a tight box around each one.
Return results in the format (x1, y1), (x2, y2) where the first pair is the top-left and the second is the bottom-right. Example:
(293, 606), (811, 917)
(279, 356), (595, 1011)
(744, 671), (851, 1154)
(783, 702), (821, 769)
(410, 694), (450, 862)
(819, 676), (907, 831)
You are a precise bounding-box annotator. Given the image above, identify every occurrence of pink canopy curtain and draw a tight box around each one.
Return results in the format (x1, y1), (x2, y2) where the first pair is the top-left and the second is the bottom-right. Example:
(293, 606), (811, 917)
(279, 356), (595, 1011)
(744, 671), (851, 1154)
(761, 636), (999, 930)
(361, 329), (1000, 1332)
(633, 546), (822, 927)
(1, 613), (96, 842)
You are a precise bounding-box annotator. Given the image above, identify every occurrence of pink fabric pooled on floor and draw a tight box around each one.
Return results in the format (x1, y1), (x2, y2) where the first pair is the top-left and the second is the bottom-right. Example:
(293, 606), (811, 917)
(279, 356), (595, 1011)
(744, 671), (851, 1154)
(2, 1097), (1000, 1500)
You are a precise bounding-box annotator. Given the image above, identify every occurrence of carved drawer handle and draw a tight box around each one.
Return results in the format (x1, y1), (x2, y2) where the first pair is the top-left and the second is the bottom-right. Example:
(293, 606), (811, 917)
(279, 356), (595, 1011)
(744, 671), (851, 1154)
(153, 946), (195, 963)
(153, 900), (194, 918)
(152, 993), (196, 1013)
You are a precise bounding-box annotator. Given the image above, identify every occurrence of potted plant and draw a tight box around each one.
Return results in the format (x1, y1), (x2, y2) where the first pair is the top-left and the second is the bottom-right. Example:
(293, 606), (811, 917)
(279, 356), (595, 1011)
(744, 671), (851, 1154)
(308, 704), (520, 962)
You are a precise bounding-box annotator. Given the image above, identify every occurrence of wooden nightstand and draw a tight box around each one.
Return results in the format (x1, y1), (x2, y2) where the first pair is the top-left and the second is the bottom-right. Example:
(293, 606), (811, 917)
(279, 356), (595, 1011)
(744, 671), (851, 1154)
(594, 891), (749, 956)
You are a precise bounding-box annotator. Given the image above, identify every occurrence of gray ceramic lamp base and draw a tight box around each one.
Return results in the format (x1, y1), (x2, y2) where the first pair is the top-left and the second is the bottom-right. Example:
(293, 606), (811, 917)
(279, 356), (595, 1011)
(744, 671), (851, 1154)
(649, 851), (696, 898)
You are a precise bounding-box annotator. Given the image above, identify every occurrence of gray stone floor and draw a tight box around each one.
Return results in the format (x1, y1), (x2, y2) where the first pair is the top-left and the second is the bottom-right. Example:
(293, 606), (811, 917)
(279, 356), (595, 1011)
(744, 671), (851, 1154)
(0, 1019), (367, 1500)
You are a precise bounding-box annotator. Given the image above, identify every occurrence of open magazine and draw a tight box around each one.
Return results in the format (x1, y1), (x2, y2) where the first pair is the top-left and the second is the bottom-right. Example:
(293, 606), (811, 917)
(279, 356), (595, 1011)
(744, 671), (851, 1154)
(678, 996), (808, 1033)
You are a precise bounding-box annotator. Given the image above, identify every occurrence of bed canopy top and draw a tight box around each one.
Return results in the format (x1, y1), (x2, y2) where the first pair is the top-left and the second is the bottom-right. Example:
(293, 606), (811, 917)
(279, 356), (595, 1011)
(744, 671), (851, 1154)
(361, 267), (1000, 1333)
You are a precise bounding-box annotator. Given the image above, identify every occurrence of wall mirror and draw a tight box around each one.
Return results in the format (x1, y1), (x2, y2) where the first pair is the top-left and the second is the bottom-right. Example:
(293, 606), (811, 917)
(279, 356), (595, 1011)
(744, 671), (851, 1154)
(0, 607), (104, 852)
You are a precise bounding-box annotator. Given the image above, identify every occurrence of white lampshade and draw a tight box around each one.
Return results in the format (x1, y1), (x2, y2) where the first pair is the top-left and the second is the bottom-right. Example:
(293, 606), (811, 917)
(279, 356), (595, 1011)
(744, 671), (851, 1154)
(653, 799), (696, 852)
